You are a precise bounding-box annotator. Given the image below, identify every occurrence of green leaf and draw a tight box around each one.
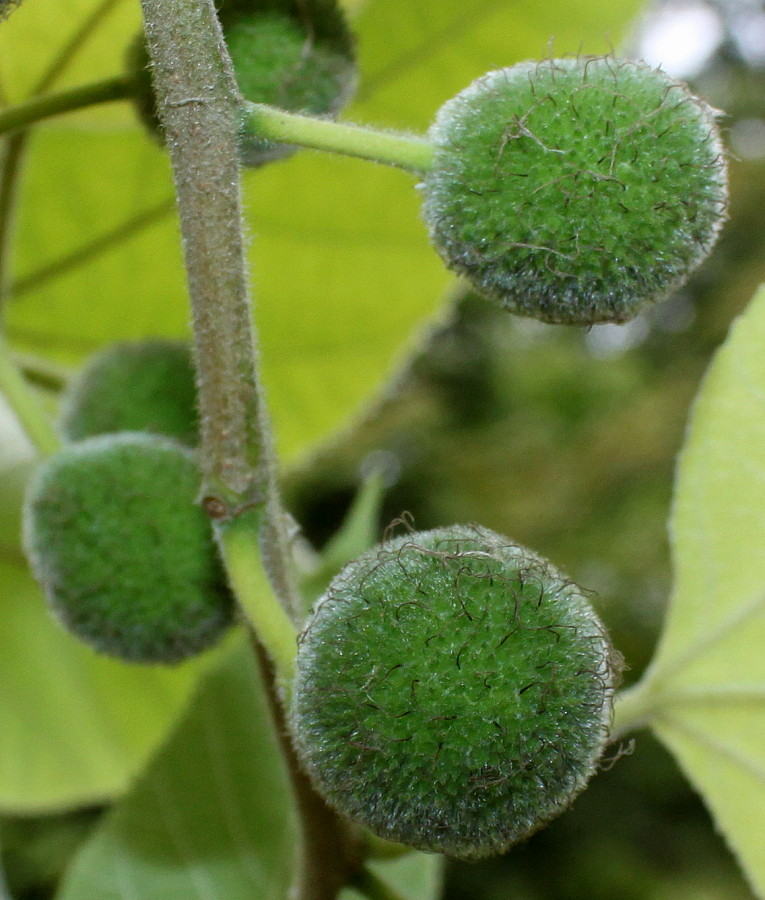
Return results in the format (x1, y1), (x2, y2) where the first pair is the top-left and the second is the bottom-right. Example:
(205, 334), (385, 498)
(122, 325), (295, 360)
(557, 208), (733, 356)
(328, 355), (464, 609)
(58, 637), (443, 900)
(0, 0), (141, 109)
(351, 0), (645, 132)
(342, 855), (444, 900)
(3, 0), (643, 464)
(57, 640), (296, 900)
(0, 551), (218, 813)
(621, 284), (765, 898)
(0, 453), (222, 812)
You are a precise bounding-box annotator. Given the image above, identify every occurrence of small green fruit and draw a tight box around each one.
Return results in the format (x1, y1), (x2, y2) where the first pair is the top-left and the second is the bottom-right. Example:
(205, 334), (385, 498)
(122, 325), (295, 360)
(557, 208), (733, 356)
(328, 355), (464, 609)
(58, 340), (198, 447)
(23, 433), (234, 664)
(224, 2), (356, 165)
(130, 0), (356, 167)
(421, 56), (728, 325)
(291, 524), (619, 859)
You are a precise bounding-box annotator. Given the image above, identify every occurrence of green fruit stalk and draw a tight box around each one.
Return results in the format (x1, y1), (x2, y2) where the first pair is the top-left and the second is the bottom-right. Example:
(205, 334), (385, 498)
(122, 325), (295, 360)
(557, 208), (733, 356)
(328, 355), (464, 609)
(131, 0), (356, 166)
(291, 524), (619, 859)
(23, 433), (234, 663)
(58, 340), (198, 446)
(421, 56), (728, 325)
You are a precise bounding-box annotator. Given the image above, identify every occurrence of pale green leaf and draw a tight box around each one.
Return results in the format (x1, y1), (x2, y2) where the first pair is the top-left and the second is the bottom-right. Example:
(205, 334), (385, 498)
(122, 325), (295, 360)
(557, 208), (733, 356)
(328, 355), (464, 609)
(621, 285), (765, 898)
(59, 637), (443, 900)
(3, 0), (643, 463)
(0, 552), (219, 813)
(351, 0), (645, 132)
(0, 0), (141, 113)
(342, 855), (444, 900)
(57, 640), (296, 900)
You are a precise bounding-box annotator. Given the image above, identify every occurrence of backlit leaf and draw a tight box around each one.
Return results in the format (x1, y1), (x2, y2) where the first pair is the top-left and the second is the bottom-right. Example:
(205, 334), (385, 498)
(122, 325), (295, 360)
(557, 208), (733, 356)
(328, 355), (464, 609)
(618, 284), (765, 898)
(0, 545), (217, 813)
(59, 638), (443, 900)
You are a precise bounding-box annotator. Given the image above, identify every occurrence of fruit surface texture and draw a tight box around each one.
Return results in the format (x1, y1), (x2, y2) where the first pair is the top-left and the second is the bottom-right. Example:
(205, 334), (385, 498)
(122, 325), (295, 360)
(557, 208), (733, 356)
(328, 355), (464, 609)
(292, 524), (618, 858)
(58, 340), (198, 446)
(421, 57), (727, 324)
(24, 433), (233, 663)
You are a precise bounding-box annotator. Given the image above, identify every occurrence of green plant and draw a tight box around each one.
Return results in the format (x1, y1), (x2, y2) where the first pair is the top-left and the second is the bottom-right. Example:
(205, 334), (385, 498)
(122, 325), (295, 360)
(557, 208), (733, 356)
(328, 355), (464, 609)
(1, 1), (765, 899)
(24, 432), (234, 662)
(421, 58), (727, 324)
(58, 340), (198, 444)
(292, 524), (618, 859)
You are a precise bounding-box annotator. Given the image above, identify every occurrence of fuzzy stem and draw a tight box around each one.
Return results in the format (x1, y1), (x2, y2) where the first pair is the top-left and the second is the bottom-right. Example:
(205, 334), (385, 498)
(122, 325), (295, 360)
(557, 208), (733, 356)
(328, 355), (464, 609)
(138, 0), (302, 613)
(0, 75), (139, 137)
(0, 337), (60, 456)
(244, 102), (435, 172)
(251, 635), (366, 900)
(139, 0), (272, 514)
(137, 2), (360, 896)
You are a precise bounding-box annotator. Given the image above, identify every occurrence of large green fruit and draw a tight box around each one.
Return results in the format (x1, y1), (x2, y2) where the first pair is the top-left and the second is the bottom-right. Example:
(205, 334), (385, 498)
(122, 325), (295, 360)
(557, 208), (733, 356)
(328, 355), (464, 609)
(421, 57), (727, 325)
(291, 524), (619, 859)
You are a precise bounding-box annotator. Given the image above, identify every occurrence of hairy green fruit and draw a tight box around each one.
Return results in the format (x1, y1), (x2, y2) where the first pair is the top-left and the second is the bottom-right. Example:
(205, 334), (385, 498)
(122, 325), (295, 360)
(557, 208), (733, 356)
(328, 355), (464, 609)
(291, 524), (618, 859)
(23, 433), (234, 664)
(131, 0), (356, 167)
(421, 56), (728, 325)
(58, 341), (198, 446)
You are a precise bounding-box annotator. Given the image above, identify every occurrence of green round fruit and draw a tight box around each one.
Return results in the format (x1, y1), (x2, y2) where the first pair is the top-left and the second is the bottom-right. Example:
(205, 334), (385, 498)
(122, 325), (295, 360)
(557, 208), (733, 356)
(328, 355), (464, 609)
(23, 433), (234, 664)
(130, 0), (356, 167)
(58, 340), (198, 446)
(421, 56), (728, 325)
(291, 524), (619, 859)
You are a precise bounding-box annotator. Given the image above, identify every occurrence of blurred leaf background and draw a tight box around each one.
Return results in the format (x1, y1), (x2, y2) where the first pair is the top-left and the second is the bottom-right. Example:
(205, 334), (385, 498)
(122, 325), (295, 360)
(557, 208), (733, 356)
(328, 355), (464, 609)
(2, 0), (765, 896)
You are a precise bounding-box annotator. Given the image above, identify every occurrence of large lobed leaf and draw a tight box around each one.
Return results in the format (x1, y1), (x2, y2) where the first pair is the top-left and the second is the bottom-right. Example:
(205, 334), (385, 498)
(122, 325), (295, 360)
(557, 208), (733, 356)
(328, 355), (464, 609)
(621, 284), (765, 898)
(57, 639), (442, 900)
